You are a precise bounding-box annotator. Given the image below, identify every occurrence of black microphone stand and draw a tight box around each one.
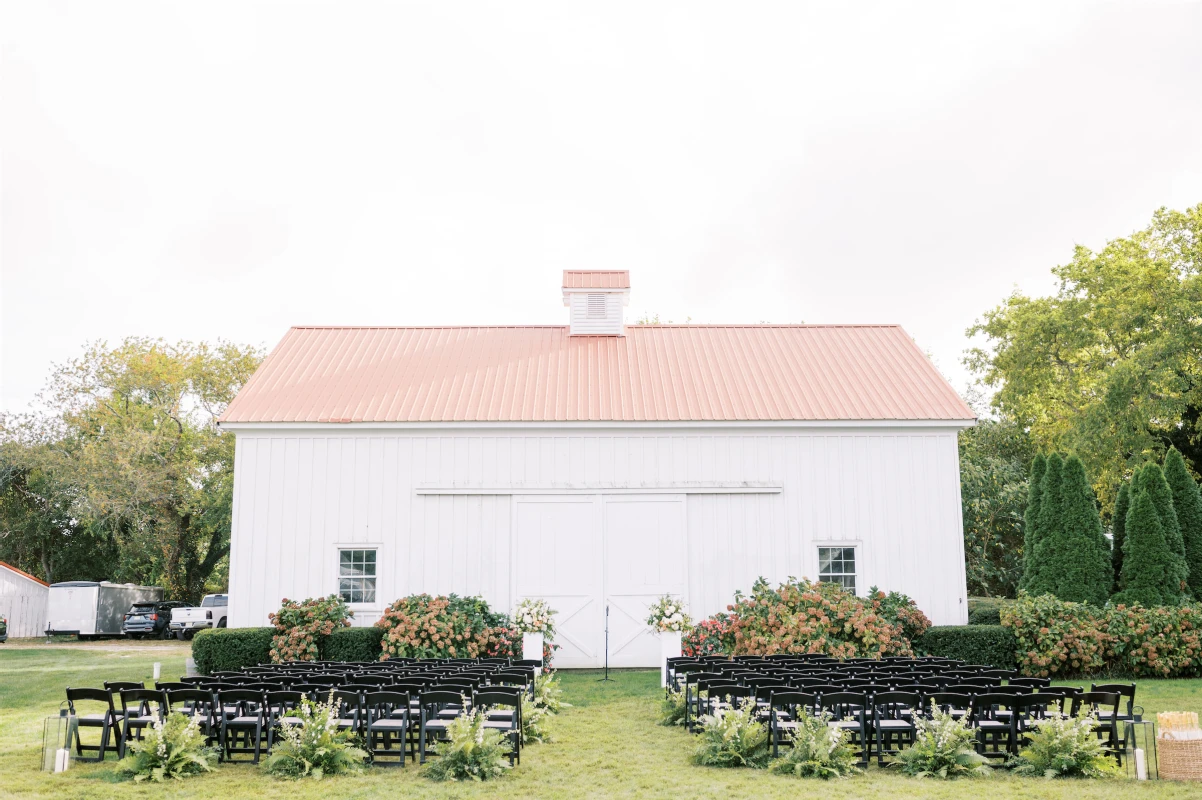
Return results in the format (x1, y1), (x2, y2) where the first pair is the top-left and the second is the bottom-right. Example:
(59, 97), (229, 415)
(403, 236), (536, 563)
(597, 603), (612, 682)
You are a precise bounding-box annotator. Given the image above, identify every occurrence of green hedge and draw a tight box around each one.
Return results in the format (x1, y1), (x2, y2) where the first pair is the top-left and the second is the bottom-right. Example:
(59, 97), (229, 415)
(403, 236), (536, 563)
(917, 625), (1016, 669)
(967, 597), (1014, 626)
(191, 627), (273, 675)
(319, 626), (384, 662)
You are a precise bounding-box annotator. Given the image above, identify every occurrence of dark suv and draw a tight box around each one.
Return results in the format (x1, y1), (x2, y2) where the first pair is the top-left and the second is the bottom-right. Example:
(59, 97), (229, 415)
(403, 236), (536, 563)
(0, 614), (7, 643)
(122, 601), (186, 639)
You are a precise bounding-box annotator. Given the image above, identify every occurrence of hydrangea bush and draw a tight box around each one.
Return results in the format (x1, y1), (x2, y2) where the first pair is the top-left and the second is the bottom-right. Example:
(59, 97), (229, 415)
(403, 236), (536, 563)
(269, 595), (352, 663)
(646, 594), (693, 632)
(683, 612), (734, 657)
(376, 593), (517, 660)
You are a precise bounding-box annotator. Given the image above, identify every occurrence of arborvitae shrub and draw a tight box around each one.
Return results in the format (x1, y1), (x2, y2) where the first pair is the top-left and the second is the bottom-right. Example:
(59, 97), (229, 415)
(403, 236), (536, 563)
(1164, 447), (1202, 599)
(1135, 463), (1189, 596)
(1039, 456), (1110, 605)
(1018, 454), (1047, 594)
(1025, 453), (1064, 596)
(1114, 488), (1181, 606)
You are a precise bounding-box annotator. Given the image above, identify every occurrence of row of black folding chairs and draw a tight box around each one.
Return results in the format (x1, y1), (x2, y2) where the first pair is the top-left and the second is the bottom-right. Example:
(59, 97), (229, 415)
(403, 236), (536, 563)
(65, 684), (526, 767)
(758, 689), (1128, 767)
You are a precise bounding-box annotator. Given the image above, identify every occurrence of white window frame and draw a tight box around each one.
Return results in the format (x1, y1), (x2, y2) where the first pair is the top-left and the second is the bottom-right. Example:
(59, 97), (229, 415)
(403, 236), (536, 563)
(335, 545), (381, 609)
(815, 542), (860, 596)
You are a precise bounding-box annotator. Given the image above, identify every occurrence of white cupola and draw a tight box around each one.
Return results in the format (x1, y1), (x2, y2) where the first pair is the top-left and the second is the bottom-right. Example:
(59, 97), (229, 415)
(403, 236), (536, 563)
(562, 270), (630, 336)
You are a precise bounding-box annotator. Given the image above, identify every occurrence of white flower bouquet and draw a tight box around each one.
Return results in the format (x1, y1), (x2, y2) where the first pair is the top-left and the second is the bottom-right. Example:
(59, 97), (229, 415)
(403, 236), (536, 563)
(512, 598), (557, 638)
(646, 594), (692, 632)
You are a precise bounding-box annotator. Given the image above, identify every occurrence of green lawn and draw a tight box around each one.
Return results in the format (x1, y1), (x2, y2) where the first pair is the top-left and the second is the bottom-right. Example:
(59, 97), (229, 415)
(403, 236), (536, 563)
(2, 643), (1201, 799)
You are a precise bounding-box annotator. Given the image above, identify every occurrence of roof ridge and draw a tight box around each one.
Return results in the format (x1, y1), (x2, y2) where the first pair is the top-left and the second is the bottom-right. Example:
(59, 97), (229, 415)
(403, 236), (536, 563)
(0, 560), (49, 587)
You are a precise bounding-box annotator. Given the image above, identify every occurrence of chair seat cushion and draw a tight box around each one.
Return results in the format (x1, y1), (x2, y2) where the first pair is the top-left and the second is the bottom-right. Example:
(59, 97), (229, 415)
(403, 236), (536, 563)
(370, 719), (408, 731)
(78, 714), (111, 724)
(228, 716), (261, 725)
(876, 720), (914, 730)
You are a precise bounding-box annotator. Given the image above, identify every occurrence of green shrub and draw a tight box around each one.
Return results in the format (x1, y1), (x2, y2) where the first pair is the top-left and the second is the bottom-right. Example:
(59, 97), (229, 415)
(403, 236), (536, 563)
(1018, 453), (1047, 594)
(191, 627), (273, 675)
(768, 709), (861, 779)
(1134, 463), (1190, 596)
(1038, 456), (1111, 605)
(1025, 453), (1064, 596)
(691, 703), (771, 769)
(1001, 593), (1107, 677)
(1111, 483), (1130, 589)
(917, 625), (1016, 669)
(115, 712), (217, 782)
(520, 672), (568, 744)
(1104, 603), (1202, 678)
(659, 688), (687, 727)
(319, 626), (384, 662)
(1164, 447), (1202, 599)
(966, 597), (1013, 626)
(263, 692), (369, 780)
(422, 709), (512, 782)
(890, 704), (991, 779)
(1008, 713), (1120, 778)
(532, 671), (569, 714)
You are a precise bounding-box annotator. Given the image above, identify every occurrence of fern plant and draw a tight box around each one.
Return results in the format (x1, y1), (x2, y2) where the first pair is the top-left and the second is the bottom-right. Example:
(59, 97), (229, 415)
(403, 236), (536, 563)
(660, 688), (687, 727)
(1008, 713), (1120, 778)
(115, 712), (217, 782)
(890, 703), (991, 779)
(768, 709), (862, 779)
(423, 709), (512, 782)
(263, 692), (369, 780)
(691, 703), (771, 769)
(533, 671), (569, 714)
(520, 693), (554, 744)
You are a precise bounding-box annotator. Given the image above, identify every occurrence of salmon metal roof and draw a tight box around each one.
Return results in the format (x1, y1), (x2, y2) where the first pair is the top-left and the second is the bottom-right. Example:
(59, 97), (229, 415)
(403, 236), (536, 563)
(562, 270), (630, 289)
(219, 325), (975, 424)
(0, 560), (49, 587)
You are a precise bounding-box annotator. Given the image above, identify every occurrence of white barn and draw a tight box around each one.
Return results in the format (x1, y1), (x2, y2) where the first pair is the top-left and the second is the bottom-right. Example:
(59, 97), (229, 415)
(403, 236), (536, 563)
(220, 271), (975, 667)
(0, 561), (50, 639)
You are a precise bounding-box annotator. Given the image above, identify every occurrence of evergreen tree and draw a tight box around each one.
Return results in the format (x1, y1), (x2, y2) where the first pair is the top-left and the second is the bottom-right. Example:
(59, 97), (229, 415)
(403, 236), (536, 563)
(1026, 453), (1064, 596)
(1040, 456), (1111, 604)
(1114, 488), (1181, 606)
(1018, 453), (1047, 594)
(1164, 447), (1202, 598)
(1134, 463), (1189, 595)
(1110, 482), (1130, 590)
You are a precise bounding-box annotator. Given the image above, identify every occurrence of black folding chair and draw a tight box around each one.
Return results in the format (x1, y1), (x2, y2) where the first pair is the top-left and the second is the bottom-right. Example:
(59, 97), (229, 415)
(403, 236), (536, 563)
(65, 688), (118, 762)
(264, 690), (306, 753)
(164, 689), (218, 744)
(117, 689), (166, 758)
(970, 693), (1018, 760)
(473, 689), (522, 766)
(217, 689), (266, 763)
(364, 691), (411, 766)
(872, 691), (921, 766)
(418, 690), (468, 764)
(768, 691), (817, 757)
(819, 692), (869, 767)
(1073, 691), (1123, 765)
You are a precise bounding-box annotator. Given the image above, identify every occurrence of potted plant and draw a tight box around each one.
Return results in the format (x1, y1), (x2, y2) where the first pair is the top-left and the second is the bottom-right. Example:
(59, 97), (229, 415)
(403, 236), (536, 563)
(512, 598), (556, 668)
(646, 594), (692, 686)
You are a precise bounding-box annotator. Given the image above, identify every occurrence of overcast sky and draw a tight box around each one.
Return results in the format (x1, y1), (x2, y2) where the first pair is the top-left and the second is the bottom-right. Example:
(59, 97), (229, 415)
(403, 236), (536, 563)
(2, 1), (1201, 413)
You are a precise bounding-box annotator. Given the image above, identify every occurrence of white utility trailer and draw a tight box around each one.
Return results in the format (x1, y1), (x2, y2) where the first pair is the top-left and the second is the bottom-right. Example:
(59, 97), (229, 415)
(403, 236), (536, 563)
(45, 582), (164, 638)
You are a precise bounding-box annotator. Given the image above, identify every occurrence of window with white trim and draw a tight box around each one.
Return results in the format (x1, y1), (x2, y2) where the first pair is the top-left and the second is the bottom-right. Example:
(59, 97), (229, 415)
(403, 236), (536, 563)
(818, 546), (857, 594)
(338, 549), (377, 604)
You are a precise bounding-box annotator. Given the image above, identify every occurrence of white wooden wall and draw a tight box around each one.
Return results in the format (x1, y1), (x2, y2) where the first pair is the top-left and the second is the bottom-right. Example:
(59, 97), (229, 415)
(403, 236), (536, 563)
(227, 426), (969, 638)
(0, 567), (50, 638)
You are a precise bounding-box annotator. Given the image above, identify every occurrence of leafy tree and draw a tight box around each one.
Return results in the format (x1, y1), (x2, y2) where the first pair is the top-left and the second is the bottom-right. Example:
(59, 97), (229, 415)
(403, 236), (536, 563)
(1110, 482), (1130, 590)
(1, 338), (260, 600)
(1164, 447), (1202, 598)
(967, 203), (1202, 509)
(1114, 488), (1182, 606)
(959, 420), (1036, 597)
(1134, 463), (1189, 595)
(1025, 453), (1065, 596)
(1018, 453), (1046, 595)
(1038, 456), (1111, 604)
(0, 456), (118, 584)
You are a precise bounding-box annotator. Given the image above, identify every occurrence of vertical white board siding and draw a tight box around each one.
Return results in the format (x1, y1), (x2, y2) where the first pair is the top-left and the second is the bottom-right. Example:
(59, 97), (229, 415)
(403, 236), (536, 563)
(227, 427), (968, 638)
(0, 567), (49, 638)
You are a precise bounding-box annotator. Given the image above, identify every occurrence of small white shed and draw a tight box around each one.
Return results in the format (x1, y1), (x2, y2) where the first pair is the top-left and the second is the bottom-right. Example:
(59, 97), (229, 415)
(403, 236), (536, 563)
(219, 271), (976, 667)
(0, 561), (50, 639)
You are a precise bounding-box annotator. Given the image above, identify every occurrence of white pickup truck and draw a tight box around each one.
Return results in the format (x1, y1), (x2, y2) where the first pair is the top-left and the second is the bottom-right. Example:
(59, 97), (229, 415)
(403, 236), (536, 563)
(169, 594), (228, 640)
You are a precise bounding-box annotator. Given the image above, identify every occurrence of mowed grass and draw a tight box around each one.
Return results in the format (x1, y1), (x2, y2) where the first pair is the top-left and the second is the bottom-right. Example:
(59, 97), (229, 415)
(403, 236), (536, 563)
(2, 644), (1201, 799)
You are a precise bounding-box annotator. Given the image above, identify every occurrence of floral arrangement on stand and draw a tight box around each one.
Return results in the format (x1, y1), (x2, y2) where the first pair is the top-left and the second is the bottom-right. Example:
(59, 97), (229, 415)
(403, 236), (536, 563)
(512, 597), (559, 667)
(646, 595), (693, 632)
(269, 595), (352, 663)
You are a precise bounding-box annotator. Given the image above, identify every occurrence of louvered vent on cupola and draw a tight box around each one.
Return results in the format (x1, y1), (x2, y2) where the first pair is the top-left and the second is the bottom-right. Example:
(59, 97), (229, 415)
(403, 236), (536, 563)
(562, 271), (631, 336)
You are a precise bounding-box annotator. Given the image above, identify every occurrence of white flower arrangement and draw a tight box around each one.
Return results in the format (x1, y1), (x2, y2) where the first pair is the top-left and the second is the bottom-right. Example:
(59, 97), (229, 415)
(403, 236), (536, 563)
(646, 594), (693, 632)
(512, 597), (557, 638)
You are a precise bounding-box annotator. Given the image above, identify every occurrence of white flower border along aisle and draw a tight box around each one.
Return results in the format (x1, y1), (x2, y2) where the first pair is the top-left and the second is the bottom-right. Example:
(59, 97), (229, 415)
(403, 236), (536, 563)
(646, 595), (692, 687)
(512, 598), (557, 669)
